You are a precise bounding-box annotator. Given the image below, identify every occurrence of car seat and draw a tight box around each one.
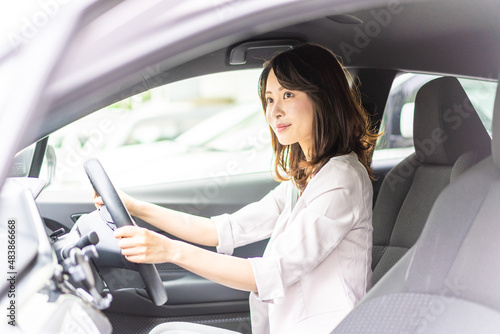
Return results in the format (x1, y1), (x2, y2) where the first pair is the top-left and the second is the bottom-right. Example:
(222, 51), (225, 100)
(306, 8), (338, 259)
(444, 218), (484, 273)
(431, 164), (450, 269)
(371, 77), (491, 284)
(333, 78), (500, 333)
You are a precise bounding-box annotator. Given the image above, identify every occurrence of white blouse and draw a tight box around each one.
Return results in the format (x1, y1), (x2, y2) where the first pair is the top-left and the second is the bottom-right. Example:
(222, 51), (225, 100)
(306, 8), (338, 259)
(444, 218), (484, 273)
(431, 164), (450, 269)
(212, 152), (373, 334)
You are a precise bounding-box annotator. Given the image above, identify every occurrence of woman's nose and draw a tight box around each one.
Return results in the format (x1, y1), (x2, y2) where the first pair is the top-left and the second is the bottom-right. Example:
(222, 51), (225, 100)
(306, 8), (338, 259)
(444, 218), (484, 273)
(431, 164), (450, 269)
(269, 102), (284, 119)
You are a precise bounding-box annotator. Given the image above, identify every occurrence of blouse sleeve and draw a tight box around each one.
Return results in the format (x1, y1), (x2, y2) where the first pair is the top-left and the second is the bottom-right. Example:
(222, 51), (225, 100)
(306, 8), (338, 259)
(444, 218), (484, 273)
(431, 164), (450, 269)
(248, 183), (363, 302)
(211, 181), (289, 255)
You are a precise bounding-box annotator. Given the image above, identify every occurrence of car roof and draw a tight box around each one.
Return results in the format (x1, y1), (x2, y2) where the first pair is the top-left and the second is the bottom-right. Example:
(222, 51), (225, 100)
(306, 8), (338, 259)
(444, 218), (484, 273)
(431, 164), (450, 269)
(1, 0), (500, 178)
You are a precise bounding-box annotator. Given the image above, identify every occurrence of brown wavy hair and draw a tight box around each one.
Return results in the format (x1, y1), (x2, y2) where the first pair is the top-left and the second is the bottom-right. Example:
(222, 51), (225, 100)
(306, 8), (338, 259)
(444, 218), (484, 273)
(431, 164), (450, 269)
(258, 43), (378, 192)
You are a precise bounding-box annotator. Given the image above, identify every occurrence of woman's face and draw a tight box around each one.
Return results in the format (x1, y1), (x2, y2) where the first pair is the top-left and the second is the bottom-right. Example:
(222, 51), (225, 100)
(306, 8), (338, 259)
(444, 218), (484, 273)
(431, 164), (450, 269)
(265, 69), (315, 159)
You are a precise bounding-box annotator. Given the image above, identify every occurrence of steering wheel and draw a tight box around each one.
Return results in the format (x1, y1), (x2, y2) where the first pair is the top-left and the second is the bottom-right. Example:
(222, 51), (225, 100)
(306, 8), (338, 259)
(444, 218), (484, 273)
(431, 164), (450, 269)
(84, 158), (168, 306)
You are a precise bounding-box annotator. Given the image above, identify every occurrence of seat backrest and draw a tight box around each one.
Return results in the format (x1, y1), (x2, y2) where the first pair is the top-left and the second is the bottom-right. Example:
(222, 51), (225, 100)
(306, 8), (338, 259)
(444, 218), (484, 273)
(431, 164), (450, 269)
(333, 78), (500, 333)
(371, 77), (491, 285)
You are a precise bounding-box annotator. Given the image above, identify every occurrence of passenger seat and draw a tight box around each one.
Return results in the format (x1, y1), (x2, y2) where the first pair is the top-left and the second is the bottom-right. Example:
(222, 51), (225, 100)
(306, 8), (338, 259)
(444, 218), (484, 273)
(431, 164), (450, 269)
(371, 77), (491, 285)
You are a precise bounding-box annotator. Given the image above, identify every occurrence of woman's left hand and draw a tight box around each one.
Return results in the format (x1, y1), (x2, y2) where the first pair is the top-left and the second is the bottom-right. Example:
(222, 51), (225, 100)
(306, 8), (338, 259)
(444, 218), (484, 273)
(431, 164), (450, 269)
(114, 226), (174, 264)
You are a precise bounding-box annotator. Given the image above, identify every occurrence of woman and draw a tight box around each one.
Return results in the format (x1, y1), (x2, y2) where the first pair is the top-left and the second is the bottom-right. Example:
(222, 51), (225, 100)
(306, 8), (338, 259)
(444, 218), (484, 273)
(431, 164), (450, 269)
(96, 43), (377, 333)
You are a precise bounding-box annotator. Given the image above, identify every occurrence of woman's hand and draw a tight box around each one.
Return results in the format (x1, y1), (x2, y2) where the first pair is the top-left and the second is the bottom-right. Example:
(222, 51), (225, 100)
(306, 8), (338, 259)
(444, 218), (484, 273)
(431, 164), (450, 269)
(114, 226), (175, 264)
(94, 188), (138, 216)
(114, 227), (257, 293)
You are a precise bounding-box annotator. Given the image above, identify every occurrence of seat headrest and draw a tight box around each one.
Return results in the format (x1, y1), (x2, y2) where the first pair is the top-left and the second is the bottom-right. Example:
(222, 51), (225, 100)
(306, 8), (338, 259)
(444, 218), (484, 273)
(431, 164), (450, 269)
(413, 77), (491, 165)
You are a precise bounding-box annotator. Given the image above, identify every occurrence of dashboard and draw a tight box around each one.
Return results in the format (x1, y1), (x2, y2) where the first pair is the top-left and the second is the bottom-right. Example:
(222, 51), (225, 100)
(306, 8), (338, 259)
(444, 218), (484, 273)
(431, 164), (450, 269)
(0, 177), (112, 334)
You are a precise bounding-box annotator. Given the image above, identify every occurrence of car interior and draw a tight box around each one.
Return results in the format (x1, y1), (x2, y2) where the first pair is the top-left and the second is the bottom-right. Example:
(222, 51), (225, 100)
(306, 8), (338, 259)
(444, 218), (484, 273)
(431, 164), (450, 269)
(2, 0), (500, 333)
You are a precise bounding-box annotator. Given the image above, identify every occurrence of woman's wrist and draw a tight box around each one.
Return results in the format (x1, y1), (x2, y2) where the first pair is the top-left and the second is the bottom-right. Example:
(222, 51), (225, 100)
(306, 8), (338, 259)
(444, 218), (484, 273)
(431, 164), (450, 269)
(128, 198), (144, 217)
(166, 239), (183, 264)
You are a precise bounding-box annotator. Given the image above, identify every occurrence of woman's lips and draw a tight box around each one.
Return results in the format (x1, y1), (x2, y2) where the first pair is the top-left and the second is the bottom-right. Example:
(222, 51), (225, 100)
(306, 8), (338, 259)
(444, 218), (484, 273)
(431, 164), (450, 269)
(276, 124), (291, 133)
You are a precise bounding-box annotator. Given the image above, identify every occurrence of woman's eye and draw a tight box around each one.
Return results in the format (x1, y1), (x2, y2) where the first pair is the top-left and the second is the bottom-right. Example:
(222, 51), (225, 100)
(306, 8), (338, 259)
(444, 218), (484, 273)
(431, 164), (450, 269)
(266, 97), (274, 104)
(284, 92), (293, 99)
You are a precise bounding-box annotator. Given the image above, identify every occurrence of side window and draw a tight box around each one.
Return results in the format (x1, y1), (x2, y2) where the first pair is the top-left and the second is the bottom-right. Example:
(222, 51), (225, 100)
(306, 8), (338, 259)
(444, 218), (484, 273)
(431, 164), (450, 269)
(41, 69), (271, 190)
(373, 73), (497, 164)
